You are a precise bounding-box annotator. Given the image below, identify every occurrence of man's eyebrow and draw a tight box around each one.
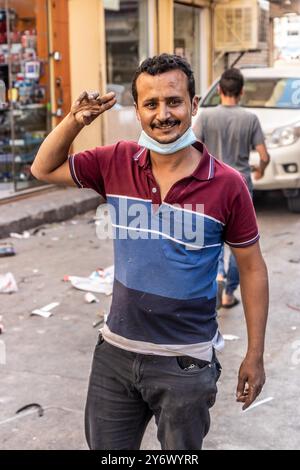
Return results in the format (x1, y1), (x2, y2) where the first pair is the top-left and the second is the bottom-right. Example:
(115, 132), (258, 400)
(142, 96), (183, 104)
(142, 98), (158, 104)
(166, 96), (183, 100)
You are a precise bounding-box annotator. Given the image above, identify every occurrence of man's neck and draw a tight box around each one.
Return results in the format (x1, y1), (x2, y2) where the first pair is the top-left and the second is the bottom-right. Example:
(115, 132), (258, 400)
(150, 145), (199, 173)
(220, 95), (239, 106)
(149, 145), (201, 202)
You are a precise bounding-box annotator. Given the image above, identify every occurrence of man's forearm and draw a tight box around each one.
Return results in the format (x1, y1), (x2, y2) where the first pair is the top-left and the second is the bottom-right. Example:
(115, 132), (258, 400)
(31, 113), (84, 177)
(239, 261), (269, 358)
(259, 156), (270, 175)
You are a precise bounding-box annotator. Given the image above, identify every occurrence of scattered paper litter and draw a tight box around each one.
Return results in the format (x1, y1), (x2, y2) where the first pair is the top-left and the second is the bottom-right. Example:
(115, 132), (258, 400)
(65, 266), (114, 296)
(31, 302), (60, 318)
(223, 334), (240, 341)
(243, 397), (274, 413)
(0, 273), (18, 294)
(84, 292), (99, 304)
(10, 231), (30, 239)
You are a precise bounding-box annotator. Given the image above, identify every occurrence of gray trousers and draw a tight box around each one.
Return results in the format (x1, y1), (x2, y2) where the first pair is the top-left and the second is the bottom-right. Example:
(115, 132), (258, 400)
(85, 335), (221, 450)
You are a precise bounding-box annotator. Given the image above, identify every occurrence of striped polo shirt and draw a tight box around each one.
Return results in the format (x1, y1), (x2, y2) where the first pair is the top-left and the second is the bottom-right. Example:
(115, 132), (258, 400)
(69, 140), (259, 361)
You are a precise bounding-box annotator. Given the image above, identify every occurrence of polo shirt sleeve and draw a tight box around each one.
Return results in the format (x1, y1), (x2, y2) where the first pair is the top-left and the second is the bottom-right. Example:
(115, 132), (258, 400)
(223, 180), (260, 248)
(68, 143), (118, 197)
(251, 114), (265, 148)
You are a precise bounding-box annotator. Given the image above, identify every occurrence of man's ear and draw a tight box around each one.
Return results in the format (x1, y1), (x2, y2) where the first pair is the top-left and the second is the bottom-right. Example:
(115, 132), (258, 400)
(192, 95), (199, 116)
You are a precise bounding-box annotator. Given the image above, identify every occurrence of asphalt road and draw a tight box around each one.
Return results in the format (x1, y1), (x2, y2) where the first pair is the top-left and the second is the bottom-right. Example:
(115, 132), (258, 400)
(0, 191), (299, 450)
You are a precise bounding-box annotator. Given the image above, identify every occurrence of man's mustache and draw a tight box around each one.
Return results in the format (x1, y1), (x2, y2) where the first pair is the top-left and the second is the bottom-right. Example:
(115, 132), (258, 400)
(151, 119), (180, 129)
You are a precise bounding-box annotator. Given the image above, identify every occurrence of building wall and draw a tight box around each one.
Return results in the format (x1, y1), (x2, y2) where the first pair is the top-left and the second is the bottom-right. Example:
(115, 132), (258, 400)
(212, 0), (272, 79)
(68, 0), (106, 152)
(48, 0), (71, 125)
(66, 0), (212, 148)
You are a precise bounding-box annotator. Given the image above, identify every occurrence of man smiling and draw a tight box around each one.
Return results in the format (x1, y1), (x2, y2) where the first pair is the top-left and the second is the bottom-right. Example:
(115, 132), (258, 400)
(31, 54), (269, 450)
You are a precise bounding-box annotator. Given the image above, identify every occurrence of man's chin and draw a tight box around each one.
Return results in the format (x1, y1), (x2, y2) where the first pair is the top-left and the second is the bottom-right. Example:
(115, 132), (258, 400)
(150, 133), (180, 144)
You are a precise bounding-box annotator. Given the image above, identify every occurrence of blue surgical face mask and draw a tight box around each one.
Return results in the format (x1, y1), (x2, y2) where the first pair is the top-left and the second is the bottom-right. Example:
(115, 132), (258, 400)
(138, 127), (197, 155)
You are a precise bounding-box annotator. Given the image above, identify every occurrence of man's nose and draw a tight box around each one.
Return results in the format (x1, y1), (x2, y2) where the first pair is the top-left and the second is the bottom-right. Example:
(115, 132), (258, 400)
(157, 103), (171, 121)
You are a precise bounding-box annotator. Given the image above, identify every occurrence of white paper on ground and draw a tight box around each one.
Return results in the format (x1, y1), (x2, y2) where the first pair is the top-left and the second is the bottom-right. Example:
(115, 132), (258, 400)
(0, 272), (18, 293)
(68, 277), (112, 295)
(84, 292), (100, 303)
(242, 397), (274, 413)
(31, 302), (60, 318)
(10, 231), (30, 239)
(223, 334), (240, 341)
(67, 266), (114, 296)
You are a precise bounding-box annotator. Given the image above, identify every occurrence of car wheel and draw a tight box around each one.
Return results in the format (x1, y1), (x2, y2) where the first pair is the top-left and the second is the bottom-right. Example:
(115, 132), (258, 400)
(287, 196), (300, 213)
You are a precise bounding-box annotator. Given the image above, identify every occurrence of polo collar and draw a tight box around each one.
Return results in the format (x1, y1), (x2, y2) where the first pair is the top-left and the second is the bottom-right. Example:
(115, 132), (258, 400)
(133, 141), (215, 181)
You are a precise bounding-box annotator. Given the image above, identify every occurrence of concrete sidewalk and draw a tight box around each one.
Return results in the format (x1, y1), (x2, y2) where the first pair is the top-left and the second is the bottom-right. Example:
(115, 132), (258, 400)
(0, 187), (102, 239)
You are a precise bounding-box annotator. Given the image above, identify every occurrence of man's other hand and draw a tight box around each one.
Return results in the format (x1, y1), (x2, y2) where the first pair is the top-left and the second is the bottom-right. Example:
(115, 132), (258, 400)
(236, 355), (266, 410)
(251, 165), (264, 180)
(71, 91), (116, 126)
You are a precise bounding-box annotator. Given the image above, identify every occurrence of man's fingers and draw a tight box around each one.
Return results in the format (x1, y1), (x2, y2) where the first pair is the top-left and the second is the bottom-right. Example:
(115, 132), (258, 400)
(100, 97), (117, 112)
(73, 91), (116, 125)
(75, 91), (115, 109)
(82, 111), (92, 118)
(88, 91), (100, 100)
(242, 393), (256, 410)
(76, 91), (88, 105)
(98, 92), (116, 104)
(236, 375), (246, 400)
(241, 384), (261, 410)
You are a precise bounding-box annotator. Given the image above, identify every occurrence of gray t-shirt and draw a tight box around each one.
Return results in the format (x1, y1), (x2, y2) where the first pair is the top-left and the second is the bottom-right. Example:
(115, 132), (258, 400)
(193, 105), (265, 189)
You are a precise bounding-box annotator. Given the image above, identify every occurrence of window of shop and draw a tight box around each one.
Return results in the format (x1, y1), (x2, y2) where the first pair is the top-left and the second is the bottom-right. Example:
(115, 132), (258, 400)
(104, 0), (149, 143)
(174, 2), (201, 94)
(0, 0), (50, 198)
(104, 0), (149, 106)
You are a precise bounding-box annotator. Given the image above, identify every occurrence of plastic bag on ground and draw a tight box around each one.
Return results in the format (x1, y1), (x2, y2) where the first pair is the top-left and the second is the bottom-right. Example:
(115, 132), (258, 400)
(0, 273), (18, 294)
(65, 266), (114, 296)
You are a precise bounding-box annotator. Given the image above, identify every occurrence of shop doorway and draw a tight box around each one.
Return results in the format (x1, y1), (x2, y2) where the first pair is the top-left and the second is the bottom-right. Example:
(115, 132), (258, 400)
(0, 0), (51, 197)
(174, 2), (201, 95)
(104, 0), (149, 144)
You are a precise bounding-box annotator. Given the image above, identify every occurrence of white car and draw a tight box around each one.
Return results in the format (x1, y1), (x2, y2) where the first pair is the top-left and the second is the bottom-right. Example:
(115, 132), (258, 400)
(194, 67), (300, 213)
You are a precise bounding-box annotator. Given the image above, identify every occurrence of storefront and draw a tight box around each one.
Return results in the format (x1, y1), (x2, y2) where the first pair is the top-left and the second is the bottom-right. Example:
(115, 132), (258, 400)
(0, 0), (51, 197)
(0, 0), (211, 198)
(174, 2), (202, 94)
(103, 0), (210, 144)
(104, 0), (149, 143)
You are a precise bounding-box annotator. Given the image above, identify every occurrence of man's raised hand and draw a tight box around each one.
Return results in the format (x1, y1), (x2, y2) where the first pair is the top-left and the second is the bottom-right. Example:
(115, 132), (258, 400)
(71, 91), (116, 126)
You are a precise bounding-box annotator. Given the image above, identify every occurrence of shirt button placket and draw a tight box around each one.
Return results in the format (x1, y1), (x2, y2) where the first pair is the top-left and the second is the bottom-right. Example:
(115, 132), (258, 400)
(151, 186), (160, 205)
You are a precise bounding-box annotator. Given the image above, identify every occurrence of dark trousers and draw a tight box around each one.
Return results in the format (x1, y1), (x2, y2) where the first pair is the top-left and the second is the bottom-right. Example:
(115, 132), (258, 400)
(85, 336), (221, 450)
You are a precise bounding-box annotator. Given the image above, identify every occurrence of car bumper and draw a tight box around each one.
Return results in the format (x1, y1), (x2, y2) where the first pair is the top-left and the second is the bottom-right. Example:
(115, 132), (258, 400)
(250, 142), (300, 191)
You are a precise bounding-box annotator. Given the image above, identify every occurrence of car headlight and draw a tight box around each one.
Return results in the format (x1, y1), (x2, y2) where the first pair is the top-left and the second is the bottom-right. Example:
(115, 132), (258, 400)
(266, 122), (300, 149)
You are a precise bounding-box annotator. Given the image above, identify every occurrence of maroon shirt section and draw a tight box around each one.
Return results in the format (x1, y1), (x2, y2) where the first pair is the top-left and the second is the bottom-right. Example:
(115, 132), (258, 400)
(69, 140), (259, 247)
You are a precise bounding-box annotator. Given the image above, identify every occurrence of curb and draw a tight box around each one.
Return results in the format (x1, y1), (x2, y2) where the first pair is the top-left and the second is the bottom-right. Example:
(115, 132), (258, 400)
(0, 188), (102, 239)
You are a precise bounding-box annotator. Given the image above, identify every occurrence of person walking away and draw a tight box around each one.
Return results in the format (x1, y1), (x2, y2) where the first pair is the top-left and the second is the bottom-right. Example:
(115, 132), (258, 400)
(193, 68), (270, 308)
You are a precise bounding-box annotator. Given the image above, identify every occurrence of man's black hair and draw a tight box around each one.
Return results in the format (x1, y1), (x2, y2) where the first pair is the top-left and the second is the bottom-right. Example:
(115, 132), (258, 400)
(219, 68), (244, 98)
(132, 53), (195, 104)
